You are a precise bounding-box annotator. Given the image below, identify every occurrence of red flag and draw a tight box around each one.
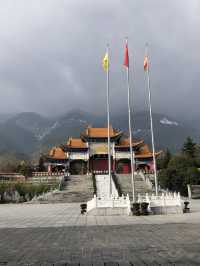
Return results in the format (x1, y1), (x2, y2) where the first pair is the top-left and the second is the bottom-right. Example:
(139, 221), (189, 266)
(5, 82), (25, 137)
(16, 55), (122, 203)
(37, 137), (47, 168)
(124, 42), (129, 67)
(144, 56), (149, 71)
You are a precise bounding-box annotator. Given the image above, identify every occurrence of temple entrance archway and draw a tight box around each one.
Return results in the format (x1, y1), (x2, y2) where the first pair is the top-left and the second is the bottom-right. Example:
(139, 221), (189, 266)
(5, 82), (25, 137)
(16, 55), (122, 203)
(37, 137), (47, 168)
(116, 159), (131, 174)
(136, 164), (150, 173)
(51, 164), (65, 173)
(89, 154), (113, 173)
(69, 160), (87, 175)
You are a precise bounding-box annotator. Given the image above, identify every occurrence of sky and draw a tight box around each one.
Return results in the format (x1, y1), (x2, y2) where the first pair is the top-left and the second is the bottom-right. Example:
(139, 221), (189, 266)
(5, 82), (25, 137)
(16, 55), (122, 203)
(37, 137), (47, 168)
(0, 0), (199, 119)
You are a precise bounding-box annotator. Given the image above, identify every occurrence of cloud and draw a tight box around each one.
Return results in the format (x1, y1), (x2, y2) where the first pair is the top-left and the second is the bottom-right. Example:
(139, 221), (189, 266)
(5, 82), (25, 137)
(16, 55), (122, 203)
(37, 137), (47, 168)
(0, 0), (199, 119)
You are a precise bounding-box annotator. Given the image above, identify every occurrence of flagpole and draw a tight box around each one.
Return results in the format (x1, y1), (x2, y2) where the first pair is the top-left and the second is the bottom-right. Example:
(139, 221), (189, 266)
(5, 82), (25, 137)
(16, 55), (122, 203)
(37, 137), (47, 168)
(145, 44), (158, 196)
(106, 44), (112, 198)
(125, 39), (136, 203)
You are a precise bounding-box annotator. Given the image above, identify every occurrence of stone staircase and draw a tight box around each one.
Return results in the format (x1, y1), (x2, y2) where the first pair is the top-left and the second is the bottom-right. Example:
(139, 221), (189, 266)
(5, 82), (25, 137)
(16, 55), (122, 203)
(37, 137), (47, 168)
(30, 174), (94, 203)
(115, 173), (153, 200)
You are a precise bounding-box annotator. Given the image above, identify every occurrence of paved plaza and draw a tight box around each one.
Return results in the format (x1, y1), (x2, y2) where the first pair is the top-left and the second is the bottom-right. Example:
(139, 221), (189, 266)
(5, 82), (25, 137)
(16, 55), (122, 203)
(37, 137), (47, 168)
(0, 200), (200, 228)
(0, 200), (200, 265)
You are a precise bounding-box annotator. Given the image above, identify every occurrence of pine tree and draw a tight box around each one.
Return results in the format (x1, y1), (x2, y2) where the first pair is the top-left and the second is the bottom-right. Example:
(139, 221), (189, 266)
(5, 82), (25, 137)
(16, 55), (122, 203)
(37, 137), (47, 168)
(38, 155), (45, 172)
(182, 136), (196, 158)
(162, 149), (171, 168)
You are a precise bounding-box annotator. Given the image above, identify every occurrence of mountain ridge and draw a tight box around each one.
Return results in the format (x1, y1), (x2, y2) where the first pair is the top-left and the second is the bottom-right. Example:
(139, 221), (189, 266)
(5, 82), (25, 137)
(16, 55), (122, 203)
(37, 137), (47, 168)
(0, 109), (199, 160)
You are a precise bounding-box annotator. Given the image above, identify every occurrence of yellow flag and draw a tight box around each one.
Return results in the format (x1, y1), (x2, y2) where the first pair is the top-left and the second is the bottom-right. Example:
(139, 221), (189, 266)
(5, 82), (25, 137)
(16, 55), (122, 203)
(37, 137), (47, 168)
(102, 52), (109, 71)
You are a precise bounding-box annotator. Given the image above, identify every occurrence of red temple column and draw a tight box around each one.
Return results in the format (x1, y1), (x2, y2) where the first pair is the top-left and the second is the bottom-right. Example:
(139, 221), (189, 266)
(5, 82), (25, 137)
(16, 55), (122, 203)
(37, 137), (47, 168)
(113, 159), (116, 172)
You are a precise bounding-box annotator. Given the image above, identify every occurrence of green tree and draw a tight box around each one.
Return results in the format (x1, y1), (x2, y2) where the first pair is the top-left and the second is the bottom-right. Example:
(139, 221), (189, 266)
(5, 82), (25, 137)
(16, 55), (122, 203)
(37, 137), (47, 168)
(158, 154), (200, 196)
(38, 155), (46, 172)
(194, 144), (200, 167)
(17, 161), (32, 177)
(182, 136), (196, 158)
(0, 153), (20, 173)
(157, 149), (171, 170)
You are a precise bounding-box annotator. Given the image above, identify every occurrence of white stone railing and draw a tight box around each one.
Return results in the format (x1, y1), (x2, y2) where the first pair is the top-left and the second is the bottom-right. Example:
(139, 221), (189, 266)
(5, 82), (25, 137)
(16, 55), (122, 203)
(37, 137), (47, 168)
(87, 192), (183, 215)
(135, 171), (153, 190)
(32, 172), (64, 177)
(145, 177), (153, 190)
(137, 192), (182, 208)
(27, 175), (63, 183)
(137, 171), (145, 180)
(87, 194), (131, 214)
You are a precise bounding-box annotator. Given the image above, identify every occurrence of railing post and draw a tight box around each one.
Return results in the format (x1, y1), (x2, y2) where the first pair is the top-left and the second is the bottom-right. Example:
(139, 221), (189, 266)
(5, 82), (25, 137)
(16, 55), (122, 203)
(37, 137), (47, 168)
(145, 193), (150, 203)
(177, 192), (181, 199)
(187, 185), (191, 199)
(138, 193), (141, 203)
(161, 193), (165, 214)
(94, 194), (97, 208)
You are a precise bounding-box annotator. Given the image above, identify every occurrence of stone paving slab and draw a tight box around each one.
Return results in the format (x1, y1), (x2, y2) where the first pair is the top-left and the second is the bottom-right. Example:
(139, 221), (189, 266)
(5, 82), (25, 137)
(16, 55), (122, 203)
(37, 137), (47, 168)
(0, 224), (200, 265)
(0, 201), (199, 228)
(0, 200), (199, 264)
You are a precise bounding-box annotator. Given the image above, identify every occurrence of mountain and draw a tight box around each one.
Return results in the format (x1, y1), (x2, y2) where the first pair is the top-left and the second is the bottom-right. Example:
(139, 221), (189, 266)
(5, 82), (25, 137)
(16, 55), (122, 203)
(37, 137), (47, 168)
(0, 109), (199, 159)
(0, 118), (37, 155)
(0, 113), (15, 124)
(111, 111), (200, 151)
(6, 112), (54, 141)
(40, 109), (106, 148)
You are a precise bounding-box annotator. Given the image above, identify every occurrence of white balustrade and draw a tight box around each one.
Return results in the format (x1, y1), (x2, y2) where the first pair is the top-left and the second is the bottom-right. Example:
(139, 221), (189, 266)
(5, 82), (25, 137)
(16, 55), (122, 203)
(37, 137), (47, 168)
(87, 172), (182, 215)
(87, 194), (131, 214)
(137, 191), (182, 208)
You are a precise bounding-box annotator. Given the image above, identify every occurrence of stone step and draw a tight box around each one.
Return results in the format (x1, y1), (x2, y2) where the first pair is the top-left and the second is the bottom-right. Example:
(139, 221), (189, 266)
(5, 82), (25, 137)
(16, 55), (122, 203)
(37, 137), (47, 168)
(30, 174), (94, 203)
(114, 173), (153, 200)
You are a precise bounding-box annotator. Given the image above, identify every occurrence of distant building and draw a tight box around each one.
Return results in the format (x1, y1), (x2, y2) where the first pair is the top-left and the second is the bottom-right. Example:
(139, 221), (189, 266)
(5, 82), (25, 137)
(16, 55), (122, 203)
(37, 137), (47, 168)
(43, 126), (161, 175)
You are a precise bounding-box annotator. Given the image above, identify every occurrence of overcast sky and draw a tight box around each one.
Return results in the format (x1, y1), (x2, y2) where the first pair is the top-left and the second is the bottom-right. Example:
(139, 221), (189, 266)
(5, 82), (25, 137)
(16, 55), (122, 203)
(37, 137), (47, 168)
(0, 1), (199, 119)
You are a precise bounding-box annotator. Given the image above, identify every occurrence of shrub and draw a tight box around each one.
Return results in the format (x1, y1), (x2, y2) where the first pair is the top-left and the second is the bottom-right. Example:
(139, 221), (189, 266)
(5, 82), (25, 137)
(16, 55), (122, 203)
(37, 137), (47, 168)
(0, 183), (9, 202)
(0, 182), (58, 203)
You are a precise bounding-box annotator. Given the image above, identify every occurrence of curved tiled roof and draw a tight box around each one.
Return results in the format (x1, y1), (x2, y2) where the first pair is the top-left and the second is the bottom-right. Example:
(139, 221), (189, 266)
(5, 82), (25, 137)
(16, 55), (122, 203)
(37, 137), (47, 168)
(66, 138), (87, 148)
(135, 144), (162, 158)
(137, 144), (150, 154)
(116, 139), (144, 148)
(49, 147), (67, 159)
(135, 151), (162, 158)
(82, 126), (122, 138)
